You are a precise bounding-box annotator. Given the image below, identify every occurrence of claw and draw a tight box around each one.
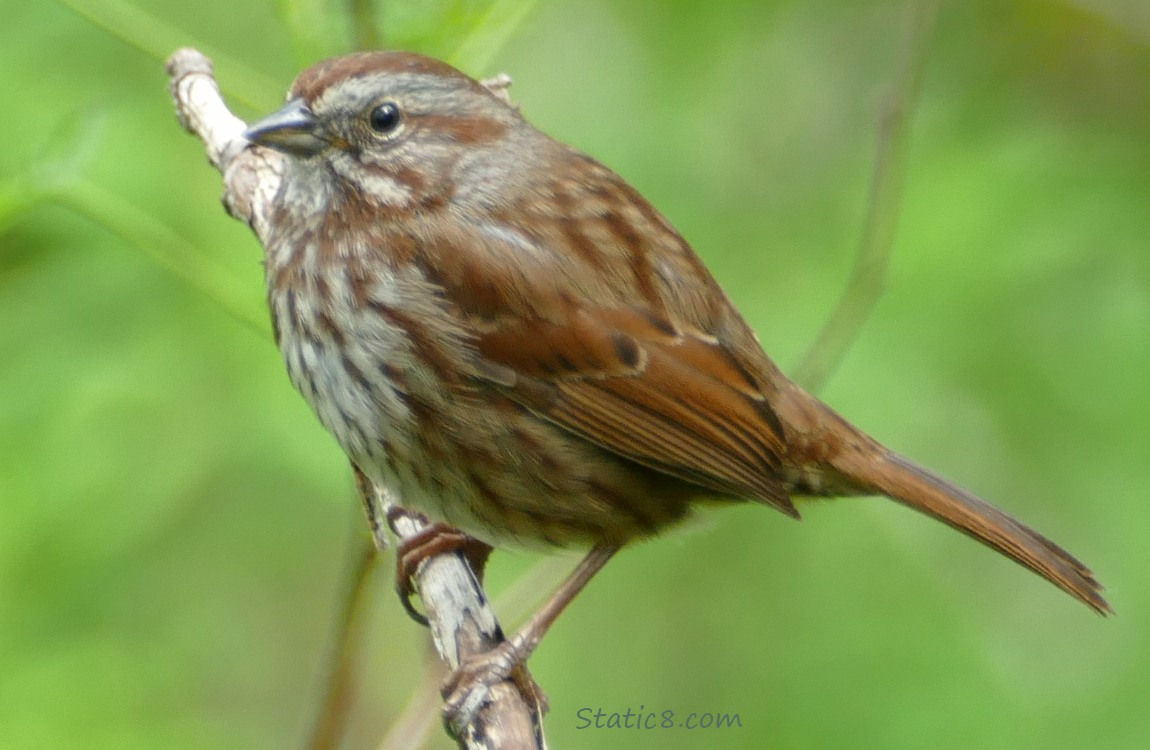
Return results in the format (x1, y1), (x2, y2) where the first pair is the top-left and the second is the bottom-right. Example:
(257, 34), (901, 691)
(391, 515), (493, 626)
(442, 638), (548, 735)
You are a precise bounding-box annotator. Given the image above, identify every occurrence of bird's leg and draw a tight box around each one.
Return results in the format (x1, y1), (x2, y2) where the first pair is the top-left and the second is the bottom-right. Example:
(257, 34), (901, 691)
(442, 543), (619, 726)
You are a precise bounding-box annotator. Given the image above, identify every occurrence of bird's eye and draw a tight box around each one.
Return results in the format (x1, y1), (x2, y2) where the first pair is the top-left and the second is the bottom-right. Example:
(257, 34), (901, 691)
(368, 102), (402, 135)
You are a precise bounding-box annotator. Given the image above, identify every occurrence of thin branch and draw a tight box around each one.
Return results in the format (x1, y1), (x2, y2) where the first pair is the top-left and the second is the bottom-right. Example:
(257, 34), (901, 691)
(371, 554), (579, 749)
(54, 179), (269, 337)
(792, 0), (939, 393)
(306, 525), (376, 750)
(375, 654), (448, 750)
(166, 47), (545, 750)
(58, 0), (280, 112)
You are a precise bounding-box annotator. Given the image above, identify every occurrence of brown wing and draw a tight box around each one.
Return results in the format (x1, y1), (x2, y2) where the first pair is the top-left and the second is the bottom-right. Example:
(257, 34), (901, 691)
(476, 305), (796, 516)
(396, 143), (796, 515)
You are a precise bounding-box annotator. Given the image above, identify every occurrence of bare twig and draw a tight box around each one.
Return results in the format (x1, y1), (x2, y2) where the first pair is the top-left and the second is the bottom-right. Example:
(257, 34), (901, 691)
(792, 1), (939, 392)
(166, 47), (545, 750)
(59, 0), (278, 110)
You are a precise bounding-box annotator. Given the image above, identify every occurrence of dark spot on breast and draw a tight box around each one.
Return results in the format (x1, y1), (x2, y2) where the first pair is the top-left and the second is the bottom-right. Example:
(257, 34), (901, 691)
(342, 355), (374, 393)
(316, 310), (346, 347)
(379, 362), (401, 382)
(285, 288), (299, 327)
(271, 311), (283, 346)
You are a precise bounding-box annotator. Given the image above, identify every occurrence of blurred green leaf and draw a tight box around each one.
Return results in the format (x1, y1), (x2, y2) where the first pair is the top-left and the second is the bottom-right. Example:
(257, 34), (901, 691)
(0, 178), (47, 238)
(346, 0), (383, 51)
(56, 0), (281, 111)
(379, 0), (536, 71)
(448, 0), (538, 73)
(275, 0), (352, 64)
(0, 109), (109, 235)
(55, 180), (270, 337)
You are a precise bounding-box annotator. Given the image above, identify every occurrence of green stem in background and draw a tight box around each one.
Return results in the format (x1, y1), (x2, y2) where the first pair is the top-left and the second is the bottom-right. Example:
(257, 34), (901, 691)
(347, 0), (383, 51)
(448, 0), (538, 74)
(0, 179), (51, 238)
(56, 180), (270, 338)
(56, 0), (281, 112)
(792, 0), (939, 394)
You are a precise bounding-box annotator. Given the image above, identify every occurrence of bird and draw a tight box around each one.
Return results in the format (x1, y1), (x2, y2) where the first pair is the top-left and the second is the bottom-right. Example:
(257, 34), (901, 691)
(240, 50), (1110, 709)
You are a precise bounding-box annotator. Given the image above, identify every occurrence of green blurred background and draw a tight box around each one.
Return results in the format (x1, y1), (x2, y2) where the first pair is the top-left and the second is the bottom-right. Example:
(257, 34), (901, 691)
(2, 1), (1147, 748)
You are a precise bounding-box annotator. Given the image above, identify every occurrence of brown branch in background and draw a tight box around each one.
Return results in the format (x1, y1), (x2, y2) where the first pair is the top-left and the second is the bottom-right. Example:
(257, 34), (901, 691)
(166, 47), (545, 750)
(792, 0), (939, 393)
(306, 522), (375, 750)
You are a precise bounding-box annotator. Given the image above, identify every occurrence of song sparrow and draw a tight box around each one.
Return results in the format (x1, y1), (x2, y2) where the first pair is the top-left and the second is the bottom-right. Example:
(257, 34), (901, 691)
(242, 50), (1108, 691)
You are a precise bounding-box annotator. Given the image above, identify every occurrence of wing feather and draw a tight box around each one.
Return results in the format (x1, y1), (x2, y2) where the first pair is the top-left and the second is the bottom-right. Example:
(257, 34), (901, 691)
(477, 312), (796, 515)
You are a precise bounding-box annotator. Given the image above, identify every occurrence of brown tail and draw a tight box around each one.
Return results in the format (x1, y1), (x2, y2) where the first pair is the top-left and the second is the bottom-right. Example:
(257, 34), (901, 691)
(830, 446), (1111, 615)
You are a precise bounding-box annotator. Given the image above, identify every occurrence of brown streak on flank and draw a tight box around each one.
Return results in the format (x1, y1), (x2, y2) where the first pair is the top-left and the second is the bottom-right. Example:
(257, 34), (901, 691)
(463, 465), (509, 519)
(419, 193), (451, 212)
(587, 479), (662, 537)
(402, 393), (448, 465)
(511, 427), (563, 479)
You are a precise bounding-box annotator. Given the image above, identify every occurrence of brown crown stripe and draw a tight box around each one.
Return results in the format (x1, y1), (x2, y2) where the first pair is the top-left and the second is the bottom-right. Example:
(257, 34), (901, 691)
(292, 52), (481, 103)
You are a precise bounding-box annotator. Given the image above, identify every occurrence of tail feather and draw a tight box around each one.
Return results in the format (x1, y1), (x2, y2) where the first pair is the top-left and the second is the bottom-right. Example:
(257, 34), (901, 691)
(831, 448), (1111, 615)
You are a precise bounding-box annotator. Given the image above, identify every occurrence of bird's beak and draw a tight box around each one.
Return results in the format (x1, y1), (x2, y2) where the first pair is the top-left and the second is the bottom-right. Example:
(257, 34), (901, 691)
(243, 99), (326, 157)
